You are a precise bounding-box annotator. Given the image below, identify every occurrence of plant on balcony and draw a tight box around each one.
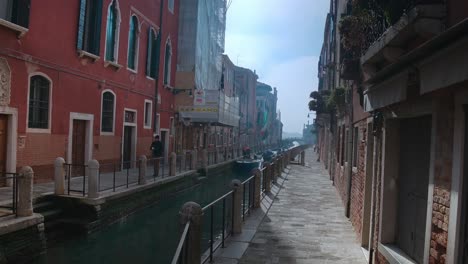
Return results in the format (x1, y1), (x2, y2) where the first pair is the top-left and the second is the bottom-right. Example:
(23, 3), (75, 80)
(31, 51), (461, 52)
(309, 90), (331, 114)
(327, 87), (347, 114)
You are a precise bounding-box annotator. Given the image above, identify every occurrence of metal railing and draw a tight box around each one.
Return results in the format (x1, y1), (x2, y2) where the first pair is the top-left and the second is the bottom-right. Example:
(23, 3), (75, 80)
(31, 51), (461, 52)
(171, 221), (191, 264)
(201, 190), (234, 264)
(147, 157), (168, 180)
(0, 172), (19, 217)
(65, 163), (87, 196)
(241, 175), (255, 221)
(98, 160), (140, 192)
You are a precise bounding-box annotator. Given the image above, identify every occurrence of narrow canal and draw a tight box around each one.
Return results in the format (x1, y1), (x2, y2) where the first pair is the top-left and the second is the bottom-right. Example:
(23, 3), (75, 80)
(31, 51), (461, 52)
(34, 166), (253, 264)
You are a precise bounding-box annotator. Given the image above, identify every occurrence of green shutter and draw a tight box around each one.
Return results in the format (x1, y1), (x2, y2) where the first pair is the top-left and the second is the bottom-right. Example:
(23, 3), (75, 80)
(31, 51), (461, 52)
(152, 33), (161, 79)
(146, 29), (152, 77)
(12, 0), (30, 28)
(90, 0), (103, 55)
(127, 17), (137, 69)
(77, 0), (87, 50)
(105, 1), (116, 61)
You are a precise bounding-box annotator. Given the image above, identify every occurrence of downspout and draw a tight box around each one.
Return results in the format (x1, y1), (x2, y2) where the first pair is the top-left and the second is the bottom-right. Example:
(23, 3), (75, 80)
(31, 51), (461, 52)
(153, 0), (164, 135)
(345, 86), (354, 218)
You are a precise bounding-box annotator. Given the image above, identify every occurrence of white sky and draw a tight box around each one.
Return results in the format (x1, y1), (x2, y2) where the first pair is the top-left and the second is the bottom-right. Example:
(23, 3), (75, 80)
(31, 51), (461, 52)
(225, 0), (330, 133)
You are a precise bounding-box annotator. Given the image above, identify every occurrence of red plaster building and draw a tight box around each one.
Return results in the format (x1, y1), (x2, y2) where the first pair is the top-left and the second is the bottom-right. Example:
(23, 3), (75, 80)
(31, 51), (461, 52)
(0, 0), (179, 182)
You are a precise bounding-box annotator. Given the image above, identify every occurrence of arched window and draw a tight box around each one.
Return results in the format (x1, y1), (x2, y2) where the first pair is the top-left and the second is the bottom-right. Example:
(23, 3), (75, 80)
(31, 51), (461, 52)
(146, 28), (160, 78)
(101, 91), (115, 133)
(127, 15), (139, 70)
(105, 0), (120, 62)
(28, 75), (51, 129)
(163, 39), (172, 85)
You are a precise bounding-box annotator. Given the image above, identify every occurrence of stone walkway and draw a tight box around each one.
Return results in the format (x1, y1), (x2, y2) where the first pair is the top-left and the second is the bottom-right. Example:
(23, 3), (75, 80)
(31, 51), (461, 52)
(238, 149), (365, 264)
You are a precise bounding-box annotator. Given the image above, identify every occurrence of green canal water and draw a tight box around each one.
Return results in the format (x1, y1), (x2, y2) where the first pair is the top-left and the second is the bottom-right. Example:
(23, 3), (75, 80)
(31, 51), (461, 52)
(35, 168), (252, 264)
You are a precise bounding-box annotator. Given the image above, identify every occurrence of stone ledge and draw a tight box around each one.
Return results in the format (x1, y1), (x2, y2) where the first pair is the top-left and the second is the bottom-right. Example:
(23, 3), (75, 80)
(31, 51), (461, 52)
(0, 214), (44, 236)
(378, 243), (417, 264)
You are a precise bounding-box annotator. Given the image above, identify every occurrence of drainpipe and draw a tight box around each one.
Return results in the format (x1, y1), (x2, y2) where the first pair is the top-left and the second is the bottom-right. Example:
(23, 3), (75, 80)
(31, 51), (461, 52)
(345, 86), (354, 218)
(153, 0), (164, 135)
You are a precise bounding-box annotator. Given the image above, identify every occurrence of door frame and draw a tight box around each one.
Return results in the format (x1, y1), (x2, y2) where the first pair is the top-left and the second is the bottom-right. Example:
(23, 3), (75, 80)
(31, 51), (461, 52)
(121, 108), (137, 166)
(447, 89), (468, 263)
(361, 119), (374, 254)
(67, 112), (93, 165)
(0, 107), (17, 175)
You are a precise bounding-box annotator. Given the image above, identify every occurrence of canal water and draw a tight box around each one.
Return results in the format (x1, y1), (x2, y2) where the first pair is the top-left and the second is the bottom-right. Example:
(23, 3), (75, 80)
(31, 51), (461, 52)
(34, 166), (253, 264)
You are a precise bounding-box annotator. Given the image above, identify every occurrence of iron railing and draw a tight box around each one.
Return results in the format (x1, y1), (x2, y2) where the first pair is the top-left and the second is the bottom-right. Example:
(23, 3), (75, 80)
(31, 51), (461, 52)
(171, 221), (191, 264)
(147, 157), (168, 180)
(0, 172), (19, 217)
(98, 160), (140, 192)
(65, 163), (87, 196)
(241, 175), (255, 221)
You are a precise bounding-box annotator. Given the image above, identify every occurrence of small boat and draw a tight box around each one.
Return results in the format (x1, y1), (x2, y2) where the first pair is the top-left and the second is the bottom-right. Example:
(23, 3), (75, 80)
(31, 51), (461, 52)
(234, 158), (262, 173)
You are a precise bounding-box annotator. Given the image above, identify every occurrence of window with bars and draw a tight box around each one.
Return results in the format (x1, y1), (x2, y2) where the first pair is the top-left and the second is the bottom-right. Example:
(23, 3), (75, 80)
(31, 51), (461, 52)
(163, 41), (172, 85)
(144, 101), (152, 128)
(77, 0), (103, 55)
(101, 91), (115, 132)
(146, 28), (160, 78)
(127, 15), (138, 70)
(28, 76), (50, 129)
(0, 0), (30, 28)
(105, 0), (118, 62)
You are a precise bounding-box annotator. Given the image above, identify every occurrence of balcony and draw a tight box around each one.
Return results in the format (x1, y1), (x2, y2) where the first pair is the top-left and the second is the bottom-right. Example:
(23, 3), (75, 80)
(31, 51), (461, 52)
(360, 1), (446, 79)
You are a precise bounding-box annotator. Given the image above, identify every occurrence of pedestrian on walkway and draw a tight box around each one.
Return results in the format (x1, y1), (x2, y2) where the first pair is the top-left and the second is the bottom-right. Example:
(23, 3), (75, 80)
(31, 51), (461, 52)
(150, 135), (163, 176)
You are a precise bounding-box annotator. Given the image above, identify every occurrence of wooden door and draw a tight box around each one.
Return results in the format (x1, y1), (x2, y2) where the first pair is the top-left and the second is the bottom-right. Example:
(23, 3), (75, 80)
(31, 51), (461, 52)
(0, 115), (7, 174)
(72, 120), (86, 176)
(123, 126), (132, 169)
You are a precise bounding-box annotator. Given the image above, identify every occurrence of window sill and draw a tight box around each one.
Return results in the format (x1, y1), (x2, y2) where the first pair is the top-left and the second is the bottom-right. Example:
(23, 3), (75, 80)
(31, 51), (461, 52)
(378, 243), (417, 264)
(77, 50), (100, 62)
(27, 128), (51, 134)
(143, 125), (152, 130)
(146, 76), (156, 81)
(127, 67), (137, 74)
(100, 131), (115, 136)
(0, 19), (28, 38)
(104, 61), (123, 71)
(164, 84), (173, 90)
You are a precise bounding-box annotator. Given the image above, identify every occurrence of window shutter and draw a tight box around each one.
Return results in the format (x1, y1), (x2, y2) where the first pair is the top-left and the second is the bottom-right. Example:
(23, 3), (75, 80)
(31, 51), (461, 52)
(77, 0), (87, 50)
(146, 29), (152, 77)
(153, 33), (161, 79)
(91, 0), (103, 55)
(12, 0), (31, 28)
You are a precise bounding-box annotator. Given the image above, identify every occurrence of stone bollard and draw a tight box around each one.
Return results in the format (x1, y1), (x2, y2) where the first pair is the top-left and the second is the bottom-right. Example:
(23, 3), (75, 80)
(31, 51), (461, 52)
(230, 179), (243, 234)
(179, 202), (203, 264)
(169, 152), (177, 176)
(54, 157), (66, 195)
(201, 149), (208, 170)
(301, 151), (305, 166)
(138, 155), (147, 185)
(17, 166), (34, 217)
(191, 150), (198, 170)
(253, 169), (261, 209)
(88, 160), (99, 199)
(264, 162), (271, 193)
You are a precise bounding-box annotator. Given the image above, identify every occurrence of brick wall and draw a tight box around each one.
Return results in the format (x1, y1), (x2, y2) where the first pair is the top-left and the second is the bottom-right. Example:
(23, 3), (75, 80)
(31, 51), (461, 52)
(350, 121), (367, 240)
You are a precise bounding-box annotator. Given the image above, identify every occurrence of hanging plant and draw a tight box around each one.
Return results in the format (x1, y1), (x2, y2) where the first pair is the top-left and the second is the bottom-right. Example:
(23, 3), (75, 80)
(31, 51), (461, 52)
(327, 87), (347, 113)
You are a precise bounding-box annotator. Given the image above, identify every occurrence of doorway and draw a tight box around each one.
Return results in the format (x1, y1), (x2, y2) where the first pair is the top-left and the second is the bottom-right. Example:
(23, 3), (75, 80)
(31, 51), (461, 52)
(0, 115), (7, 174)
(123, 126), (134, 169)
(72, 120), (86, 176)
(361, 122), (374, 255)
(160, 130), (169, 162)
(459, 105), (468, 263)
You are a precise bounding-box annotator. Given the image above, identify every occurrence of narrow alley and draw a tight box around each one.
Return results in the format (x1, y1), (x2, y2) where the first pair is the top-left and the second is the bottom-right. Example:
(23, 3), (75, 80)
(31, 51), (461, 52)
(239, 149), (365, 264)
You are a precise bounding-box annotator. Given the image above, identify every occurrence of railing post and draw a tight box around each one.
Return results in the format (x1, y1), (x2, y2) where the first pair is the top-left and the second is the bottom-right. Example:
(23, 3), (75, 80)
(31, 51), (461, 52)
(201, 149), (208, 170)
(88, 160), (99, 199)
(179, 202), (203, 264)
(264, 162), (271, 193)
(230, 179), (243, 234)
(170, 152), (177, 176)
(54, 157), (66, 195)
(139, 155), (147, 185)
(191, 150), (198, 170)
(253, 169), (261, 209)
(17, 166), (33, 217)
(301, 151), (305, 166)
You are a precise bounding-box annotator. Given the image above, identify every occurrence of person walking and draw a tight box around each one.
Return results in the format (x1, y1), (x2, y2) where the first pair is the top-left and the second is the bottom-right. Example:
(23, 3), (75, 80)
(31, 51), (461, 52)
(150, 135), (163, 177)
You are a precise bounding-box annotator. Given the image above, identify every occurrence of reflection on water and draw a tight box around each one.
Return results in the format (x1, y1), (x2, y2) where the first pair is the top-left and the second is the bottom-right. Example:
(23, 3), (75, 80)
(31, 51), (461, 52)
(35, 168), (250, 264)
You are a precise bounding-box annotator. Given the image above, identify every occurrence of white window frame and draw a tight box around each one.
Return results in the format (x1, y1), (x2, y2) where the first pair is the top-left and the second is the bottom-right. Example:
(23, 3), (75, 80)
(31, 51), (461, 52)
(26, 72), (53, 134)
(100, 89), (116, 135)
(127, 14), (140, 73)
(168, 0), (175, 14)
(155, 113), (161, 136)
(144, 99), (152, 129)
(104, 0), (122, 64)
(163, 37), (172, 86)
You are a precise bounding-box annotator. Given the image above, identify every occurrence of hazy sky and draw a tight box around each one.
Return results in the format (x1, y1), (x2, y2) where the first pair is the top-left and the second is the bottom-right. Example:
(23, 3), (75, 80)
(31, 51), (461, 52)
(225, 0), (329, 134)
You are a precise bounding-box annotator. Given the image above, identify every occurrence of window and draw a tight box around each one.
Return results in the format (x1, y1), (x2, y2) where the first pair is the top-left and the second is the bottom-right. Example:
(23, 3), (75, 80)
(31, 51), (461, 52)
(105, 0), (120, 62)
(168, 0), (174, 13)
(146, 28), (160, 78)
(101, 91), (115, 133)
(352, 126), (358, 168)
(163, 40), (172, 85)
(340, 125), (345, 166)
(0, 0), (30, 28)
(77, 0), (103, 55)
(28, 75), (50, 129)
(144, 100), (152, 128)
(127, 15), (139, 70)
(155, 114), (160, 135)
